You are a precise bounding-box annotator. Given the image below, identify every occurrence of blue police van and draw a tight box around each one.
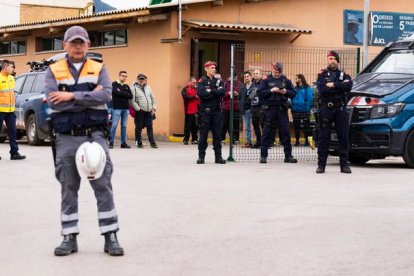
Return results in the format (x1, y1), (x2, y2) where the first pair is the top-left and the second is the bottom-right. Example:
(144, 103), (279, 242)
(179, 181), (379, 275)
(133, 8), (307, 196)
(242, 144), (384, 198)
(329, 36), (414, 167)
(0, 52), (105, 145)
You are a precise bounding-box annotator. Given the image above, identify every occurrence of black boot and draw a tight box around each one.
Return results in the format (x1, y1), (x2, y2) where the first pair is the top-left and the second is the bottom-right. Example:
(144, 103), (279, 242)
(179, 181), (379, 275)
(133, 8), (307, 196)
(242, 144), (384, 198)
(284, 156), (298, 163)
(260, 157), (267, 163)
(196, 158), (204, 164)
(215, 157), (226, 164)
(54, 234), (78, 256)
(104, 232), (124, 256)
(340, 166), (352, 174)
(316, 166), (325, 173)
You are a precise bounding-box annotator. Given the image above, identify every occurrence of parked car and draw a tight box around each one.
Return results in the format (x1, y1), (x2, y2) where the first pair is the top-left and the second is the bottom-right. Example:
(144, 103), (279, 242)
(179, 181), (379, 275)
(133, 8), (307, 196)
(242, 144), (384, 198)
(0, 52), (106, 145)
(326, 35), (414, 167)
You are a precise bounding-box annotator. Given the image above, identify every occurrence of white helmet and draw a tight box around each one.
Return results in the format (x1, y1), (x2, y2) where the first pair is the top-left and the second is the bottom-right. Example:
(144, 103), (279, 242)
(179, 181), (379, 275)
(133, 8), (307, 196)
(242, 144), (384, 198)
(75, 141), (107, 180)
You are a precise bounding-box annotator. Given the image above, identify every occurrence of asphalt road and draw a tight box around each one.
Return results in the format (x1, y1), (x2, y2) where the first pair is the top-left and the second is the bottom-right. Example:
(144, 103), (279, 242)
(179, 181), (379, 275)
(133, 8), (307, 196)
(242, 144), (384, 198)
(0, 141), (413, 276)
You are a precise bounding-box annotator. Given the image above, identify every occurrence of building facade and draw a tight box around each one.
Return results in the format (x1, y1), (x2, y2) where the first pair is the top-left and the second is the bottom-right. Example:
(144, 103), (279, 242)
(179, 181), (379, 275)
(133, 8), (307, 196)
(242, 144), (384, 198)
(0, 0), (413, 140)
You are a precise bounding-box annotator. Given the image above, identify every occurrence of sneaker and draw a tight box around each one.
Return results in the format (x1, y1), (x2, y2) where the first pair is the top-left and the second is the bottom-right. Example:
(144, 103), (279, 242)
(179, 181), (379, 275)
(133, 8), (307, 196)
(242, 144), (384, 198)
(191, 140), (198, 145)
(316, 166), (325, 173)
(104, 232), (124, 256)
(340, 166), (352, 174)
(10, 153), (26, 160)
(54, 234), (78, 256)
(284, 156), (298, 163)
(120, 143), (131, 149)
(109, 143), (114, 149)
(137, 142), (143, 148)
(196, 158), (205, 164)
(183, 140), (189, 145)
(150, 142), (158, 148)
(260, 157), (267, 163)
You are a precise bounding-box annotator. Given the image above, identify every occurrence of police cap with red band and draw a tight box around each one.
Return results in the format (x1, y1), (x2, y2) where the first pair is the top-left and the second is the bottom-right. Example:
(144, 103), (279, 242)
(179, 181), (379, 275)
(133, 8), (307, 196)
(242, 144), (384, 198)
(327, 50), (340, 63)
(204, 61), (217, 68)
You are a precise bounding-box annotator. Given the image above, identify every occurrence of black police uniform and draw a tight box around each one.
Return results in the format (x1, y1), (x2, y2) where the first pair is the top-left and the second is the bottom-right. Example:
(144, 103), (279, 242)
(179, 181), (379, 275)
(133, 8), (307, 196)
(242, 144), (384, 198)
(258, 74), (297, 162)
(316, 68), (353, 169)
(197, 75), (226, 163)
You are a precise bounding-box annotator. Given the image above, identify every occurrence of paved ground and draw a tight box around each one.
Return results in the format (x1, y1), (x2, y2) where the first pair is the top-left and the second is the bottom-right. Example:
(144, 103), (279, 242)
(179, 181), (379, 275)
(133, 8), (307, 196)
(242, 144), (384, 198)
(1, 141), (414, 276)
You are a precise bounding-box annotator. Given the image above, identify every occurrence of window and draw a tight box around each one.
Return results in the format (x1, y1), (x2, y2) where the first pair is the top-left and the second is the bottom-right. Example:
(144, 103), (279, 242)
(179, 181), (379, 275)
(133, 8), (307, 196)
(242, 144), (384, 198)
(14, 76), (26, 94)
(89, 29), (127, 47)
(0, 40), (26, 55)
(33, 74), (46, 94)
(21, 75), (36, 94)
(38, 36), (63, 52)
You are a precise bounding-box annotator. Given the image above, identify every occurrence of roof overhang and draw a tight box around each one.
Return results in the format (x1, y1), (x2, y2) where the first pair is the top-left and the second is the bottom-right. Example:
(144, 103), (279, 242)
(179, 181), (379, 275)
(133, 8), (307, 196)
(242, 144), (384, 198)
(0, 8), (151, 34)
(183, 20), (312, 35)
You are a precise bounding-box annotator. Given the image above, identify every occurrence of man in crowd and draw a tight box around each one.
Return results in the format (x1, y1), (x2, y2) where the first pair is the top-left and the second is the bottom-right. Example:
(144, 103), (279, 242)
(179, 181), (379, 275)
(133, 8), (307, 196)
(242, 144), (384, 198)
(239, 71), (255, 148)
(109, 70), (133, 149)
(130, 74), (158, 148)
(181, 76), (199, 145)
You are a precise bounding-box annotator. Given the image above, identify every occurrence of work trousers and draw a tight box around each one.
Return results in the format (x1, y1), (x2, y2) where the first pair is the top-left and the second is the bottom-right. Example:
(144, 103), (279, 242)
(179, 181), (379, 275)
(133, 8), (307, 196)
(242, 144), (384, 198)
(54, 131), (119, 236)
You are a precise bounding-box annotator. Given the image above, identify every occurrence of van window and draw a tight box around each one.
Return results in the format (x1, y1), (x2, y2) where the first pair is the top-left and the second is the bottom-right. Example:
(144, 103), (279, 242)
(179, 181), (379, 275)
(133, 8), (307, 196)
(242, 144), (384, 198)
(33, 73), (46, 94)
(21, 75), (36, 94)
(372, 51), (414, 74)
(14, 76), (26, 94)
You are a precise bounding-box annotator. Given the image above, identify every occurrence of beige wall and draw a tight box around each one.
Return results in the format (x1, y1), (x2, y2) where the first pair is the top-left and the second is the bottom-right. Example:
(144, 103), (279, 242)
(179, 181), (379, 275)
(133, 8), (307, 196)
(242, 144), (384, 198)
(3, 0), (414, 140)
(20, 4), (81, 24)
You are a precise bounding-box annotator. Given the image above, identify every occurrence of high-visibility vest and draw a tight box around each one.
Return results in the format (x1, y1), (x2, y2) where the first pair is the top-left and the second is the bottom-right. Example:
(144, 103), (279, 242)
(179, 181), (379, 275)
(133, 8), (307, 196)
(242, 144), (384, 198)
(49, 58), (108, 133)
(0, 72), (15, 112)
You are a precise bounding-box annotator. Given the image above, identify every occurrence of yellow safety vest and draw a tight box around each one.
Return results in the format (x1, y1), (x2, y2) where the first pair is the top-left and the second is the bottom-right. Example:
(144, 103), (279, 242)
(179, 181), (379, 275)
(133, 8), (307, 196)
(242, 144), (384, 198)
(0, 72), (15, 112)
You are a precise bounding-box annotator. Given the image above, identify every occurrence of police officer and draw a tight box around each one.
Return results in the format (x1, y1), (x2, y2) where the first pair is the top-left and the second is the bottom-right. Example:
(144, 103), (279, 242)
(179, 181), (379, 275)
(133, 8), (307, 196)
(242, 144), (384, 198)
(258, 62), (297, 164)
(196, 61), (226, 164)
(45, 26), (124, 256)
(316, 51), (353, 174)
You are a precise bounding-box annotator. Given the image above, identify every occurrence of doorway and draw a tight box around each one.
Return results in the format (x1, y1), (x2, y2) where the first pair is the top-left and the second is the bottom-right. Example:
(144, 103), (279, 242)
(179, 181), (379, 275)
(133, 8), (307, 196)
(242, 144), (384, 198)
(191, 39), (245, 80)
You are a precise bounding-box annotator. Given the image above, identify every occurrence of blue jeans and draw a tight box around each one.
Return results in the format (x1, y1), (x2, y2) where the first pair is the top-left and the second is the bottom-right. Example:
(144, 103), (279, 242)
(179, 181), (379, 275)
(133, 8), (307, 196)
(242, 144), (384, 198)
(242, 109), (252, 144)
(110, 109), (129, 144)
(0, 112), (19, 155)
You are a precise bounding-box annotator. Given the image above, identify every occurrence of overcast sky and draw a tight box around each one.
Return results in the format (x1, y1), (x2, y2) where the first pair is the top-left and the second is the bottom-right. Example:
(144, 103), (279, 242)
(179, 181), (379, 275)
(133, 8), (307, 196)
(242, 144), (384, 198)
(0, 0), (148, 26)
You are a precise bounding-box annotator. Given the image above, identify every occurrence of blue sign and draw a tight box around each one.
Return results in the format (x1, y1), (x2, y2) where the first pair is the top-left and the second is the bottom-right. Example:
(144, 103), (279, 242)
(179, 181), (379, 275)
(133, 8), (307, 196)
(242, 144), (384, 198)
(344, 10), (414, 46)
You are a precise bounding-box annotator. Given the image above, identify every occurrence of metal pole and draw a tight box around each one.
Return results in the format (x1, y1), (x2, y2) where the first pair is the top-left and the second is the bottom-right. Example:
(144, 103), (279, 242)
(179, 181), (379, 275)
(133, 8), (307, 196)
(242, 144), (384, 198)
(178, 0), (182, 42)
(228, 44), (235, 162)
(356, 47), (361, 74)
(363, 0), (370, 68)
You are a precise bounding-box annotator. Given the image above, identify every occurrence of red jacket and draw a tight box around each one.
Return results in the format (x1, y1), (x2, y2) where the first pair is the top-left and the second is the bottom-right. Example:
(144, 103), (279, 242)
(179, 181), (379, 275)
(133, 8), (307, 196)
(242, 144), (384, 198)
(181, 85), (199, 115)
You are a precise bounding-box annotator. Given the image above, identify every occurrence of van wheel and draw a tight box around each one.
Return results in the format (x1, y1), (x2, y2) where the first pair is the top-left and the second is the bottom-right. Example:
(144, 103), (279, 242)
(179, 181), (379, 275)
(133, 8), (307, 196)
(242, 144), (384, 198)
(403, 130), (414, 168)
(26, 114), (44, 146)
(348, 153), (369, 165)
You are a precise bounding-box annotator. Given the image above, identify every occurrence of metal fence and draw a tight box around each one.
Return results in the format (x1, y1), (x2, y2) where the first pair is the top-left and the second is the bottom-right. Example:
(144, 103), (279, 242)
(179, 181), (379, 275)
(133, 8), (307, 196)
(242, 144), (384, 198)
(225, 44), (375, 162)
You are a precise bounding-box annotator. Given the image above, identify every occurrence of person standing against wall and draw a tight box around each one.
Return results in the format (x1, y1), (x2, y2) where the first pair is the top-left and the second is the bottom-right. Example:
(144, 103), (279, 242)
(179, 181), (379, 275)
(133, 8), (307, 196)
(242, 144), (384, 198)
(181, 76), (199, 145)
(0, 59), (26, 160)
(130, 74), (158, 148)
(109, 71), (133, 149)
(291, 74), (313, 146)
(239, 71), (255, 148)
(221, 73), (243, 145)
